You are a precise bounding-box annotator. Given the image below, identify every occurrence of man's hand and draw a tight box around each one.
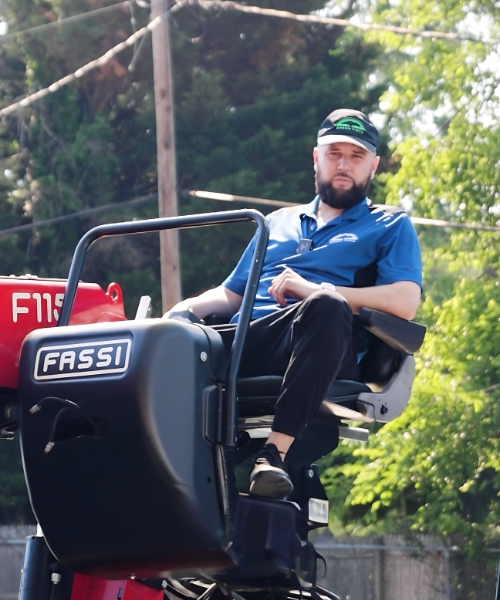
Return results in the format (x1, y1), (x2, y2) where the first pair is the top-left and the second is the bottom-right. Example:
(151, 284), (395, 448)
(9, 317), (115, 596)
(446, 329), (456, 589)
(268, 268), (321, 307)
(163, 306), (204, 324)
(267, 268), (421, 320)
(163, 285), (243, 320)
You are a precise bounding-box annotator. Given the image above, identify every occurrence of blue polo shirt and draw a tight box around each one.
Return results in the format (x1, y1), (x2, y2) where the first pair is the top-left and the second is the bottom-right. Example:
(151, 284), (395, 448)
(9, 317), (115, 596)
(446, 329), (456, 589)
(223, 197), (422, 323)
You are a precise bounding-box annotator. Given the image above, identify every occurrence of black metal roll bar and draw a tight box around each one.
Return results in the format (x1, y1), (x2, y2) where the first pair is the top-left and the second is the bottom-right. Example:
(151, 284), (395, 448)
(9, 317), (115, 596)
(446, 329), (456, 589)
(57, 209), (269, 447)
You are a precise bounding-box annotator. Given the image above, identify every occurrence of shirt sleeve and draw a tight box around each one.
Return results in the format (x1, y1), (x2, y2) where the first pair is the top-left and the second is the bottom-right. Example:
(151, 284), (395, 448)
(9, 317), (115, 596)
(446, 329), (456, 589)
(221, 233), (257, 296)
(375, 213), (423, 288)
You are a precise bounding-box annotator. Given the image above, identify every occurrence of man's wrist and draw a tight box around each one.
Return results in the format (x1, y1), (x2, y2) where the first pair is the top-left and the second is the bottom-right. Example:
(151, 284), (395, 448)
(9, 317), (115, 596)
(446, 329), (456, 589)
(320, 282), (336, 293)
(164, 307), (205, 324)
(164, 301), (193, 318)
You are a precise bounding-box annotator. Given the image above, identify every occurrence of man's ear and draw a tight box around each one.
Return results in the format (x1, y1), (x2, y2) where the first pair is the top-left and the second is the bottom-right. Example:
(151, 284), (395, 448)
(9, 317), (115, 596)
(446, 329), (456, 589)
(313, 147), (319, 170)
(370, 155), (380, 180)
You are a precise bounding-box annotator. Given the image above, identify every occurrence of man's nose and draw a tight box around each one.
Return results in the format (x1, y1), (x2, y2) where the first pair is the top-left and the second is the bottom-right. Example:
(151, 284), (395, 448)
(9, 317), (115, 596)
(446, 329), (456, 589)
(336, 156), (349, 169)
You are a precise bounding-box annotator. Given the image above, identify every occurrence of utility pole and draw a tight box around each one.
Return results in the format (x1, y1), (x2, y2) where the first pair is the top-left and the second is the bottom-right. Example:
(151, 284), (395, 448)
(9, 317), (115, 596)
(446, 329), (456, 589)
(151, 0), (181, 312)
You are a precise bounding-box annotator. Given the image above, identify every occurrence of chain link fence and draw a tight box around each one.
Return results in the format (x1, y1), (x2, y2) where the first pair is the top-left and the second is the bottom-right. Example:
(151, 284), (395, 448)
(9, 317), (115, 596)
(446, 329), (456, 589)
(315, 535), (499, 600)
(0, 526), (35, 600)
(1, 527), (498, 600)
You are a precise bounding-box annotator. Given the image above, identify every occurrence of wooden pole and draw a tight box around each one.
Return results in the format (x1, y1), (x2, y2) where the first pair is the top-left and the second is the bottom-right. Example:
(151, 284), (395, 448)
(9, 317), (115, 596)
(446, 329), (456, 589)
(151, 0), (181, 312)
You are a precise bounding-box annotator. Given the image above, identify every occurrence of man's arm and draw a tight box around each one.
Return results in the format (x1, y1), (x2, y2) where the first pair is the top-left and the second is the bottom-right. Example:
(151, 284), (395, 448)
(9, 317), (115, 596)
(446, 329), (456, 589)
(334, 281), (420, 320)
(268, 268), (420, 321)
(164, 285), (243, 320)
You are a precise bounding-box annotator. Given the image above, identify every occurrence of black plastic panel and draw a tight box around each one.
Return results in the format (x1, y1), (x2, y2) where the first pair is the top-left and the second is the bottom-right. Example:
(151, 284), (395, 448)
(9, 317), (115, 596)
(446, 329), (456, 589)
(18, 319), (232, 578)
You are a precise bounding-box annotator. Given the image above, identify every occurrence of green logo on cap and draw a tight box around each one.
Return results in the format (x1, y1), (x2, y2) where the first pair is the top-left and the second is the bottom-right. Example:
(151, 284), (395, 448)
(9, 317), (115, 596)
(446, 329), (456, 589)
(335, 117), (366, 134)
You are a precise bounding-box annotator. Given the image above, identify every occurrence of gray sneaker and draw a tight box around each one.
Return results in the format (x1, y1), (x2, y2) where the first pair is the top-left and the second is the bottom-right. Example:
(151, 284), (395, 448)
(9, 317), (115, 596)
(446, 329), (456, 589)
(249, 443), (294, 499)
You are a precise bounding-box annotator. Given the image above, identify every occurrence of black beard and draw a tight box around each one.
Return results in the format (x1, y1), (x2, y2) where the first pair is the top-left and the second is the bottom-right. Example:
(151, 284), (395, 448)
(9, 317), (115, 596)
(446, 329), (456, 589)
(316, 175), (371, 210)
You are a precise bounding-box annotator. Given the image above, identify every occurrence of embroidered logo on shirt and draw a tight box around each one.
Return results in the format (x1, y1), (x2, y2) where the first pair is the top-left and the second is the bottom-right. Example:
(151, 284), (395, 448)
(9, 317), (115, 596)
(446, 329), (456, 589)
(329, 233), (358, 243)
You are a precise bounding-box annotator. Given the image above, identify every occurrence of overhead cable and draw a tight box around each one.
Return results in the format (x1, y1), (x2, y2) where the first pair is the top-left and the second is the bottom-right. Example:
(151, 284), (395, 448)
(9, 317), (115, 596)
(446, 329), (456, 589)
(0, 0), (185, 118)
(0, 2), (134, 44)
(1, 0), (497, 117)
(407, 215), (500, 232)
(189, 0), (500, 46)
(190, 190), (500, 232)
(1, 190), (499, 238)
(1, 0), (497, 47)
(0, 194), (158, 238)
(0, 0), (174, 44)
(191, 190), (289, 208)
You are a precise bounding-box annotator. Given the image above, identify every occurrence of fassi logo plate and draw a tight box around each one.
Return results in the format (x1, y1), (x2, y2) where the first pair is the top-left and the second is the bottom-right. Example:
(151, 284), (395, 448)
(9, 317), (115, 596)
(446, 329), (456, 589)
(34, 339), (132, 381)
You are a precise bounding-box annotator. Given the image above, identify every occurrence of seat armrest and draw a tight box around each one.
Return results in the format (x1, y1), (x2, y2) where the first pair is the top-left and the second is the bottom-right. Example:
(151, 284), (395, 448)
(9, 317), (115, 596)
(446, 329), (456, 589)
(204, 314), (231, 326)
(358, 307), (426, 354)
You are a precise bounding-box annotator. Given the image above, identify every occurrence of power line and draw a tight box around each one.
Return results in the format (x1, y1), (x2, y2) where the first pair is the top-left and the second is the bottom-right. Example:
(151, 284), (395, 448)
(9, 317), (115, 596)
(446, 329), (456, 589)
(1, 190), (498, 239)
(408, 215), (500, 232)
(1, 0), (496, 118)
(190, 0), (500, 46)
(0, 2), (135, 44)
(0, 193), (158, 238)
(0, 0), (495, 48)
(190, 190), (291, 208)
(190, 190), (500, 231)
(0, 1), (186, 118)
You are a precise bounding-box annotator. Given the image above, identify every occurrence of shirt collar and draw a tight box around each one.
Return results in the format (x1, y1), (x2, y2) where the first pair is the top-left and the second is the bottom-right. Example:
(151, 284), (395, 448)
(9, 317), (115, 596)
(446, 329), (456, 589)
(300, 196), (370, 224)
(299, 197), (320, 220)
(340, 197), (370, 222)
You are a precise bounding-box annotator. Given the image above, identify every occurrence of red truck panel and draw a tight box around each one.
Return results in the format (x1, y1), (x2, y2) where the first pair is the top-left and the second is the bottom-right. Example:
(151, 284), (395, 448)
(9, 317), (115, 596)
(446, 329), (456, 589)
(71, 575), (163, 600)
(0, 276), (126, 390)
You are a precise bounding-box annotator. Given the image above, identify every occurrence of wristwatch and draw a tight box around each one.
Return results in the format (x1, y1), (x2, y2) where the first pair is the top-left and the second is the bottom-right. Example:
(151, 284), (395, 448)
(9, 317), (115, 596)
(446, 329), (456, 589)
(321, 282), (336, 292)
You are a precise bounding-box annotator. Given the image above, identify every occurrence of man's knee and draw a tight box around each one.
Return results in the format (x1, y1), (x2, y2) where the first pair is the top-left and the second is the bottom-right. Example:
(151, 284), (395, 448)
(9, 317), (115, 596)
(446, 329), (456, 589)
(298, 289), (352, 323)
(290, 290), (354, 367)
(291, 290), (353, 348)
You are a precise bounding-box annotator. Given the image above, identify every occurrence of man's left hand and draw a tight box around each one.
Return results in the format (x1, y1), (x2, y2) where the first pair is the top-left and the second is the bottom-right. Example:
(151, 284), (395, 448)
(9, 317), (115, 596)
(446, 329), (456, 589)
(268, 268), (320, 307)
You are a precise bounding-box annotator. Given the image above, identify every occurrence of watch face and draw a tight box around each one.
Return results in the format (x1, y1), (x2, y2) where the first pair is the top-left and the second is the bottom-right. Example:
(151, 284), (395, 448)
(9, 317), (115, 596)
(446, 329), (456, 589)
(321, 282), (336, 291)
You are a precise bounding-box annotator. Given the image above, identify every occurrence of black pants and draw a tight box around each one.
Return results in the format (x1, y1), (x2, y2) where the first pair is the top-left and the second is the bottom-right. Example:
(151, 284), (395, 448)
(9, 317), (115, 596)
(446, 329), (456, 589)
(214, 290), (359, 439)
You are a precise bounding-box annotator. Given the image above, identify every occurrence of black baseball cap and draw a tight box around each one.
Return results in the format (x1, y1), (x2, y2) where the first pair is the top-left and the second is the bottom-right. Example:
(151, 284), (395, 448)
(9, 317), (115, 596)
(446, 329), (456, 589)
(317, 109), (379, 153)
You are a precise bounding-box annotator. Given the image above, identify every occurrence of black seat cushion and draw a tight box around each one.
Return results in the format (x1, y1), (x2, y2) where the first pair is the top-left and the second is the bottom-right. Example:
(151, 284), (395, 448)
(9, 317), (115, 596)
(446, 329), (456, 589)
(233, 308), (423, 424)
(237, 375), (371, 418)
(237, 376), (370, 398)
(237, 375), (283, 398)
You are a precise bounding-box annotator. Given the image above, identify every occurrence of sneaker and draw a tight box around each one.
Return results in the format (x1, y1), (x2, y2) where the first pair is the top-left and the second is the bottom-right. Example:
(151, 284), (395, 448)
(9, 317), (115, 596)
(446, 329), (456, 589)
(249, 444), (294, 499)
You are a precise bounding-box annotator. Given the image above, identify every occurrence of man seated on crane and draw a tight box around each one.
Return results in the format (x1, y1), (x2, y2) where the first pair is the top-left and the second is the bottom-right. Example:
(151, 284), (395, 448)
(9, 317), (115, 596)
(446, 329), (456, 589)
(165, 109), (422, 500)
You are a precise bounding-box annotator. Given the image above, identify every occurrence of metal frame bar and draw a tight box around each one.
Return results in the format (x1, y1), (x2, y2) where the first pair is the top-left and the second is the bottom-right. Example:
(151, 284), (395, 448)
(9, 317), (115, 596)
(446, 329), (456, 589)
(57, 209), (269, 446)
(495, 557), (500, 600)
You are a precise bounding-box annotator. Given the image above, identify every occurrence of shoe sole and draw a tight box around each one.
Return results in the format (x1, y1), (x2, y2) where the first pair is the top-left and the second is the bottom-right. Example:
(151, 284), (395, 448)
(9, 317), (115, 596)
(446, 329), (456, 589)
(249, 471), (294, 500)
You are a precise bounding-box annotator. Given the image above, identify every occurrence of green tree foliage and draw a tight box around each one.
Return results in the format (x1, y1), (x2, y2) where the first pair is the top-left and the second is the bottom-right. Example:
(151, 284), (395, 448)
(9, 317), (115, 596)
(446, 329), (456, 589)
(0, 0), (160, 286)
(173, 1), (390, 295)
(0, 1), (388, 522)
(321, 0), (500, 551)
(0, 1), (389, 304)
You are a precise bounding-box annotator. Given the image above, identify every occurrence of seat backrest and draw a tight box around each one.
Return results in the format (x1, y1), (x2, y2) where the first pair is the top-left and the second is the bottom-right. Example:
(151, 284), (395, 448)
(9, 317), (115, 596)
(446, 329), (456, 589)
(358, 333), (402, 389)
